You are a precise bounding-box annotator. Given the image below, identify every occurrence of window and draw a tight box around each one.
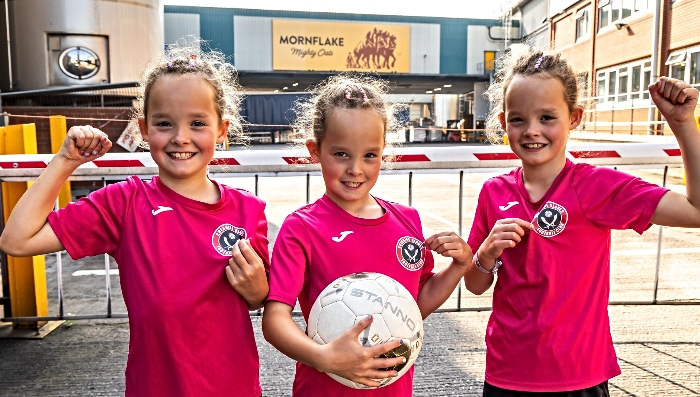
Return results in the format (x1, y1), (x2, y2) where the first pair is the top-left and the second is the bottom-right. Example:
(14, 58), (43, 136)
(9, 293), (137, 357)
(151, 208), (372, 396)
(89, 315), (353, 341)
(664, 46), (700, 87)
(596, 60), (652, 104)
(576, 8), (589, 40)
(691, 52), (700, 85)
(599, 0), (649, 30)
(666, 51), (687, 65)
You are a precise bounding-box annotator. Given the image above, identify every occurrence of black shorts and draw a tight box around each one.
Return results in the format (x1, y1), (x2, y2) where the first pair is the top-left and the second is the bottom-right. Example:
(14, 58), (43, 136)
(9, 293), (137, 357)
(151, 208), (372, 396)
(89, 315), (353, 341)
(483, 381), (610, 397)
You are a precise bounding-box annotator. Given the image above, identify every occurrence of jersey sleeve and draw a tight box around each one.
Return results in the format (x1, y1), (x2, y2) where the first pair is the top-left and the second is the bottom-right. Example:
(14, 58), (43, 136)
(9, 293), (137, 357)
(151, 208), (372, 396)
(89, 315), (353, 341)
(267, 213), (310, 308)
(467, 184), (492, 253)
(413, 209), (435, 293)
(573, 164), (668, 234)
(48, 178), (132, 259)
(251, 201), (271, 272)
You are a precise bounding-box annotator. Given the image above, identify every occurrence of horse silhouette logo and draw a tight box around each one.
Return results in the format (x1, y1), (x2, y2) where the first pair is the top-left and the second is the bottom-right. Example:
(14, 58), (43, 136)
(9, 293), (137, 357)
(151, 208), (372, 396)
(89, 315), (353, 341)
(347, 28), (398, 70)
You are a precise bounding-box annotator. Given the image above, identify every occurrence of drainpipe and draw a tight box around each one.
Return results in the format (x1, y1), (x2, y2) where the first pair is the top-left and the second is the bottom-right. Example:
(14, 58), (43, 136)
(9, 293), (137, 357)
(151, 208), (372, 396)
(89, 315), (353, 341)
(3, 0), (11, 91)
(647, 0), (662, 135)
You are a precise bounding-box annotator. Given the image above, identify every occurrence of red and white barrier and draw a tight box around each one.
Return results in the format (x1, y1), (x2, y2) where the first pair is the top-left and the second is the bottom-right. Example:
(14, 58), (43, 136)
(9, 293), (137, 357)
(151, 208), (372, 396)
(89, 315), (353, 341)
(0, 142), (683, 179)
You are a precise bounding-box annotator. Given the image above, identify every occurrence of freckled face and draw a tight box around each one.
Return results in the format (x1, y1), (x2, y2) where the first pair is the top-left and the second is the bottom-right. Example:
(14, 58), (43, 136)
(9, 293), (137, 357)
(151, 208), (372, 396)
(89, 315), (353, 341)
(307, 108), (385, 213)
(499, 75), (582, 172)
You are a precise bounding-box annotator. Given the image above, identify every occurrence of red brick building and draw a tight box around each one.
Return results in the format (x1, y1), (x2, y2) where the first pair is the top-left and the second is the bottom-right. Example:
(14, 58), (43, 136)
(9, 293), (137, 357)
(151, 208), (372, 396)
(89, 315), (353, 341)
(513, 0), (700, 134)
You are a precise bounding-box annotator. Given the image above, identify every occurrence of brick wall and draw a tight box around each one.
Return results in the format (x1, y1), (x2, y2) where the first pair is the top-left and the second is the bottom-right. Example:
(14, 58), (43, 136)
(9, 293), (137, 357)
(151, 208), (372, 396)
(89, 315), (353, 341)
(5, 106), (133, 154)
(595, 11), (656, 70)
(669, 0), (700, 51)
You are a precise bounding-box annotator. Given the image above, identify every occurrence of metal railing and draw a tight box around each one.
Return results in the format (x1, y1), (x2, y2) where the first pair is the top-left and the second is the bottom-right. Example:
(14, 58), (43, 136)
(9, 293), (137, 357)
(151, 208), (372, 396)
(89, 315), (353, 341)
(0, 143), (696, 322)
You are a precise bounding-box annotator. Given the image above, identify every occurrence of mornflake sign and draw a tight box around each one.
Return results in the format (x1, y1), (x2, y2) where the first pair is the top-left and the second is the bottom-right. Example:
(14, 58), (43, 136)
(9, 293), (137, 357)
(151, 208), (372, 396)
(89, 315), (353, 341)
(272, 19), (410, 73)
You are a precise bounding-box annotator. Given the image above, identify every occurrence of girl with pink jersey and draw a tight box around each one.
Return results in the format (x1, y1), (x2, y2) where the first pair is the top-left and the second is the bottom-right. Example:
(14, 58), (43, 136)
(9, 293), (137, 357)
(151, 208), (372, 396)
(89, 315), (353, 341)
(465, 46), (700, 396)
(263, 74), (473, 396)
(0, 47), (270, 397)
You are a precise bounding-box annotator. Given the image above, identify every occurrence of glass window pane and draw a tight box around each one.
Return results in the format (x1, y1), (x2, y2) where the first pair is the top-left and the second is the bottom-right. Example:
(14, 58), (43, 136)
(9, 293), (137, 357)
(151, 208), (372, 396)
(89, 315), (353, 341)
(600, 6), (610, 28)
(608, 71), (617, 101)
(619, 75), (628, 101)
(671, 63), (686, 81)
(577, 16), (585, 39)
(643, 70), (651, 99)
(622, 0), (633, 18)
(644, 61), (651, 68)
(690, 52), (700, 85)
(632, 65), (641, 93)
(611, 0), (621, 21)
(597, 79), (606, 103)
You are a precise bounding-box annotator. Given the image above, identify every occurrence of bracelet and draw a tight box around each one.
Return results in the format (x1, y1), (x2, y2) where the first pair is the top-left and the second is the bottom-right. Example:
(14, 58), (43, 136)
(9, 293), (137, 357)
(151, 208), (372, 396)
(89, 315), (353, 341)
(473, 251), (502, 275)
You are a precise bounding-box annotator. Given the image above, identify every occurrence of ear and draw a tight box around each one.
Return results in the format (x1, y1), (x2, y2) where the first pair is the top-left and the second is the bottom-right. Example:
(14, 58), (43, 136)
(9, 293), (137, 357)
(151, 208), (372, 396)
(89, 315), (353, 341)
(216, 120), (230, 145)
(137, 118), (149, 142)
(569, 106), (584, 130)
(306, 140), (320, 163)
(498, 112), (507, 131)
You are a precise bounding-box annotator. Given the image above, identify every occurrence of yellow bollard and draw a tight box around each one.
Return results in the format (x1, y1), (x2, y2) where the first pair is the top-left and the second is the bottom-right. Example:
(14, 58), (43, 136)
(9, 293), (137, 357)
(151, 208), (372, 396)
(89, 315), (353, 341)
(49, 116), (71, 208)
(0, 123), (49, 330)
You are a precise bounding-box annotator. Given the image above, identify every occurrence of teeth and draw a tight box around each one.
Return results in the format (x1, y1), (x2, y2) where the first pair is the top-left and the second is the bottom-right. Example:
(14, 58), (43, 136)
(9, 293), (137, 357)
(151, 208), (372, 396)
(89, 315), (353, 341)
(169, 152), (195, 159)
(523, 143), (545, 149)
(344, 182), (362, 188)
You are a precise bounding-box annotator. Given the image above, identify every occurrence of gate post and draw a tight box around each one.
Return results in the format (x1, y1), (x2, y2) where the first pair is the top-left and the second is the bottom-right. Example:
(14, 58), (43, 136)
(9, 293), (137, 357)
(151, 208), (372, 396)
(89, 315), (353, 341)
(49, 115), (71, 208)
(0, 123), (49, 330)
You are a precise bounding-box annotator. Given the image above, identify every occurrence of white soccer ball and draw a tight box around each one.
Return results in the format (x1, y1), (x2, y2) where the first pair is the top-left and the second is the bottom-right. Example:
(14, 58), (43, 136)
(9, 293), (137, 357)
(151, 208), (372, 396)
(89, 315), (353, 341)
(306, 272), (424, 389)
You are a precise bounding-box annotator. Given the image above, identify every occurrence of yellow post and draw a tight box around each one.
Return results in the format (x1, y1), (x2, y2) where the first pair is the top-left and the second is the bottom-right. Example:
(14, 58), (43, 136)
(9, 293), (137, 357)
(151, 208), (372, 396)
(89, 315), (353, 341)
(0, 124), (49, 329)
(49, 116), (71, 208)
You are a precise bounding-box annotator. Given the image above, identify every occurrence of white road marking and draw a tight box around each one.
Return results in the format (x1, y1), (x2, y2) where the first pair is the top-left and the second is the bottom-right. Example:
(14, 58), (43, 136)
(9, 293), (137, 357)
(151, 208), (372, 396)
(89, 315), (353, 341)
(72, 269), (119, 276)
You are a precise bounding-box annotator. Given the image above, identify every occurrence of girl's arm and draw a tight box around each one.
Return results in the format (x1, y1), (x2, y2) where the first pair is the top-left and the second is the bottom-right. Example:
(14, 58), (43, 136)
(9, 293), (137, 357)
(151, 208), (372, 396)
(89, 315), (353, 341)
(648, 78), (700, 227)
(0, 126), (111, 256)
(262, 300), (406, 387)
(463, 218), (532, 295)
(417, 231), (472, 318)
(226, 239), (269, 310)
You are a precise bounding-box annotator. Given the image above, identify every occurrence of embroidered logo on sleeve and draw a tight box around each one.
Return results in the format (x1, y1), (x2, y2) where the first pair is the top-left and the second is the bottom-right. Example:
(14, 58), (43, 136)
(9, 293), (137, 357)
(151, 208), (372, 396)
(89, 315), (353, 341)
(396, 236), (426, 271)
(212, 224), (247, 256)
(532, 201), (568, 238)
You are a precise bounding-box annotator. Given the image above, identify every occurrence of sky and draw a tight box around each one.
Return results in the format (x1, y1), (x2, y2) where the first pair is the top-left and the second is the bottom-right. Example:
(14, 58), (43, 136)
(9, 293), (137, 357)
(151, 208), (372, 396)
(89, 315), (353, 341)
(162, 0), (514, 19)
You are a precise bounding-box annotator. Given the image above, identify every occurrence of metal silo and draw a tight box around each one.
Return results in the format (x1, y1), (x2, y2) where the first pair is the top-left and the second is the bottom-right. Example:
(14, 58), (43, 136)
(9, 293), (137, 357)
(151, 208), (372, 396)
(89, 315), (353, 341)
(1, 0), (163, 91)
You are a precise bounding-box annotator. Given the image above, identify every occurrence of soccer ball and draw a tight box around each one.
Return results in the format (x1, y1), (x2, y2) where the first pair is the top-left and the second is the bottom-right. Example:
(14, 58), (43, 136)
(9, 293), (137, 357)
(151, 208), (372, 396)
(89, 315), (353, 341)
(306, 272), (424, 389)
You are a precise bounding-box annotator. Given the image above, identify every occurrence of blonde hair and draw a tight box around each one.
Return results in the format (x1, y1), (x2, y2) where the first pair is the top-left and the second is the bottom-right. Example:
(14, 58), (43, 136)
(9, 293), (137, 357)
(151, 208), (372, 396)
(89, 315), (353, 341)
(131, 39), (243, 147)
(485, 45), (581, 144)
(293, 73), (406, 146)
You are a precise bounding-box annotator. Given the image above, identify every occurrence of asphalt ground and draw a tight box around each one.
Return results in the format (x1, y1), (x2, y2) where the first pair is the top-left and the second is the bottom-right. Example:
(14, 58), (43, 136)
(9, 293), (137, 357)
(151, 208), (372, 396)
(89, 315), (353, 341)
(1, 168), (699, 396)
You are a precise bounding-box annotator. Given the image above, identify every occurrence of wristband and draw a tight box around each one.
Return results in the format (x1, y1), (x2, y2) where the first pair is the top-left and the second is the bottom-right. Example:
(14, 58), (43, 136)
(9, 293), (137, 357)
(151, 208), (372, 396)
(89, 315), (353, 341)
(473, 251), (502, 275)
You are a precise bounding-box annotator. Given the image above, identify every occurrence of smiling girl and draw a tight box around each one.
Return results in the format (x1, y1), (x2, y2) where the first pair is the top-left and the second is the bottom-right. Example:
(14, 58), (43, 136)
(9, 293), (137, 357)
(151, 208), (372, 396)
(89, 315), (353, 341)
(465, 47), (700, 396)
(262, 74), (473, 396)
(0, 47), (270, 397)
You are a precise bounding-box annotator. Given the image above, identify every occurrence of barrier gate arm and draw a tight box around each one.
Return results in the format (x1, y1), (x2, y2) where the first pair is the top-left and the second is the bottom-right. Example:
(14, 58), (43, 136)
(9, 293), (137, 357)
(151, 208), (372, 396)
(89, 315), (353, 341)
(0, 142), (685, 181)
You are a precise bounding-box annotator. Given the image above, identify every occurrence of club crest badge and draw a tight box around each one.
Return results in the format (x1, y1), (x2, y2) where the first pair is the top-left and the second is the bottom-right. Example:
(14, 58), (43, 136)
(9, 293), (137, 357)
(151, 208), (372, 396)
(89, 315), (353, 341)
(212, 224), (247, 256)
(532, 201), (568, 238)
(396, 236), (426, 271)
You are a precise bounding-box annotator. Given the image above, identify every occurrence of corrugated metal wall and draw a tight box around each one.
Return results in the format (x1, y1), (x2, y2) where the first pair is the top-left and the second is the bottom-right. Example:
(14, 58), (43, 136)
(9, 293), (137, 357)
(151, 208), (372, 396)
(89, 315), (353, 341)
(232, 16), (440, 74)
(233, 16), (272, 71)
(164, 13), (200, 46)
(165, 6), (506, 76)
(466, 25), (504, 75)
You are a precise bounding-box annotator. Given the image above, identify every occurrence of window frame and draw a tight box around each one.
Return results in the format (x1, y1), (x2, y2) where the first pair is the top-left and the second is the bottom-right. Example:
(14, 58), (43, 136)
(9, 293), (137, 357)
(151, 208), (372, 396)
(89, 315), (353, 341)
(595, 59), (652, 106)
(575, 7), (590, 41)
